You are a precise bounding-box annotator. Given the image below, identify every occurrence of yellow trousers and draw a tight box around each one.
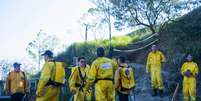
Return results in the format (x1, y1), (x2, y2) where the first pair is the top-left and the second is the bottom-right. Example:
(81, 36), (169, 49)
(86, 90), (92, 101)
(74, 90), (84, 101)
(95, 80), (115, 101)
(150, 65), (164, 90)
(73, 88), (92, 101)
(36, 85), (60, 101)
(183, 78), (196, 101)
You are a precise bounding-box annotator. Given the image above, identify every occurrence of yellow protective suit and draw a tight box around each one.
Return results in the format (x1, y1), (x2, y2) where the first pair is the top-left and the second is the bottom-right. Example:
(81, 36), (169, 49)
(5, 71), (29, 95)
(36, 62), (60, 101)
(85, 65), (92, 101)
(69, 65), (91, 101)
(87, 57), (117, 101)
(146, 50), (165, 90)
(115, 64), (135, 94)
(181, 61), (199, 101)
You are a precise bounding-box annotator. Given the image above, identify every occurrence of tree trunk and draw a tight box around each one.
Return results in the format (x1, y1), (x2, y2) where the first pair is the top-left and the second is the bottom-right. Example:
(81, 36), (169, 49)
(149, 25), (156, 34)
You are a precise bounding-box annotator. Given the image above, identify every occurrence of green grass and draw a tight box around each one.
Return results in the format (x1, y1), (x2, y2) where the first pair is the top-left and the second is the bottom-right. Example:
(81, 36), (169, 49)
(76, 28), (151, 49)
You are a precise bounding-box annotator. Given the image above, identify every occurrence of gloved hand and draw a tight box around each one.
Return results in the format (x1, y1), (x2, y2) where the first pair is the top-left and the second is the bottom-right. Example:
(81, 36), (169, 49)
(36, 87), (47, 97)
(5, 91), (11, 95)
(84, 87), (91, 95)
(184, 70), (192, 77)
(131, 86), (135, 90)
(146, 65), (150, 73)
(25, 88), (30, 94)
(146, 70), (149, 73)
(71, 87), (77, 94)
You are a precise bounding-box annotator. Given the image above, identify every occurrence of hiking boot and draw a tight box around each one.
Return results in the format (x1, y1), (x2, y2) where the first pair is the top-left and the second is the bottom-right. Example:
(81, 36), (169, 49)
(159, 90), (164, 97)
(152, 89), (157, 97)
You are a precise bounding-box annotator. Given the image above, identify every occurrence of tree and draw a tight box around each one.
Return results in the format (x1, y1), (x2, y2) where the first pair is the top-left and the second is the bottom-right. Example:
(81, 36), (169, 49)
(78, 8), (109, 40)
(0, 59), (12, 80)
(105, 0), (200, 34)
(85, 0), (115, 48)
(26, 30), (60, 70)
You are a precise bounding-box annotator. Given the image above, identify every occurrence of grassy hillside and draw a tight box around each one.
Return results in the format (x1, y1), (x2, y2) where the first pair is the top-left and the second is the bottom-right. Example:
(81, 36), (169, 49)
(56, 28), (151, 65)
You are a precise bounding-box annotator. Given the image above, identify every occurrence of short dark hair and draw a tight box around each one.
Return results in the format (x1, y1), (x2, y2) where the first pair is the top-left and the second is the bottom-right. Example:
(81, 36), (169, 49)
(78, 57), (85, 61)
(97, 47), (105, 57)
(118, 56), (126, 63)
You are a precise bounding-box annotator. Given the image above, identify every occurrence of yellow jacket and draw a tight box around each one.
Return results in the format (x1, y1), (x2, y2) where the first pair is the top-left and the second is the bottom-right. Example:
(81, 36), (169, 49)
(146, 51), (166, 72)
(115, 64), (135, 94)
(5, 71), (29, 94)
(88, 57), (118, 85)
(36, 61), (65, 101)
(181, 61), (199, 80)
(69, 65), (90, 93)
(36, 62), (55, 96)
(85, 65), (91, 79)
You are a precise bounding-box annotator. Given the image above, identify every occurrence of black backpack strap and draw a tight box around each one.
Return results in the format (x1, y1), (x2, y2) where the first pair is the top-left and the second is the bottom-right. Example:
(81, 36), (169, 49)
(7, 72), (11, 93)
(52, 61), (56, 81)
(21, 71), (26, 92)
(78, 67), (86, 91)
(118, 68), (123, 90)
(78, 67), (86, 82)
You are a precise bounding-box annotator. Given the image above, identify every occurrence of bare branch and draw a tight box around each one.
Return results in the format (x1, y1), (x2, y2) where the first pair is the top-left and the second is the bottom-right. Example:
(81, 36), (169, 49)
(125, 2), (151, 28)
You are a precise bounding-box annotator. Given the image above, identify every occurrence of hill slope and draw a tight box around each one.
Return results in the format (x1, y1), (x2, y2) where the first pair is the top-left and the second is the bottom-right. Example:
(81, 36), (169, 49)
(158, 6), (201, 100)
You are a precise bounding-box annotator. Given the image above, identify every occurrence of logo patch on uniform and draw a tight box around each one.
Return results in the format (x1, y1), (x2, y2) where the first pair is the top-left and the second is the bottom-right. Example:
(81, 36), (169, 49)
(100, 63), (112, 69)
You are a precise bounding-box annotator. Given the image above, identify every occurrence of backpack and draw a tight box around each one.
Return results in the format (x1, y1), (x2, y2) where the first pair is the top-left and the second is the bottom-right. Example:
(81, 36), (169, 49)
(119, 66), (135, 91)
(46, 61), (66, 86)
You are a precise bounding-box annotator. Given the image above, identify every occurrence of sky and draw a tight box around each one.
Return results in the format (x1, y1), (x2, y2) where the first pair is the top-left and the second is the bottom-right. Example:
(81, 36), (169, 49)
(0, 0), (99, 59)
(0, 0), (193, 60)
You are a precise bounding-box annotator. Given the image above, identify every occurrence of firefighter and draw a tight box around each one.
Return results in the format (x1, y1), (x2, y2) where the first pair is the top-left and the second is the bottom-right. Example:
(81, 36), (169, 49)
(69, 57), (91, 101)
(146, 44), (166, 97)
(5, 62), (29, 101)
(87, 47), (117, 101)
(115, 56), (135, 101)
(181, 54), (199, 101)
(36, 50), (62, 101)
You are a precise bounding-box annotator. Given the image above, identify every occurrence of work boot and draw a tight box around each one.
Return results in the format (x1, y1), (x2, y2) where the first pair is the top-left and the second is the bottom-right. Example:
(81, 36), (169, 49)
(159, 90), (164, 97)
(152, 89), (157, 97)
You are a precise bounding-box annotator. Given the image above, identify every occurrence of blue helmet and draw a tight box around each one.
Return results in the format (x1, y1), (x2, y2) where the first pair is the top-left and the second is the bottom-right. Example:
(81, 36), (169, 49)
(42, 50), (53, 57)
(13, 62), (21, 68)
